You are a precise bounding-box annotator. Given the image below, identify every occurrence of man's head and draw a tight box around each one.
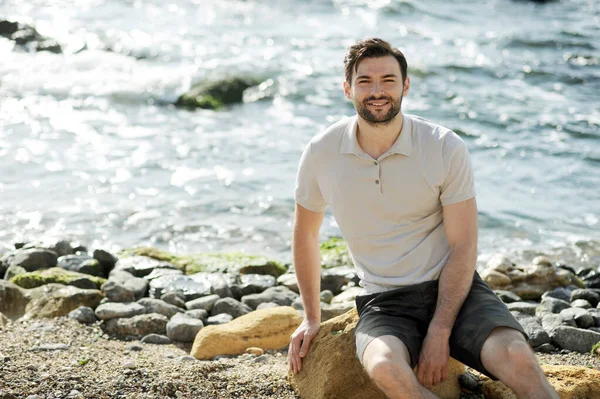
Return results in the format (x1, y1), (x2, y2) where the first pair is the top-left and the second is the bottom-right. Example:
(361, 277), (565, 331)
(343, 38), (410, 126)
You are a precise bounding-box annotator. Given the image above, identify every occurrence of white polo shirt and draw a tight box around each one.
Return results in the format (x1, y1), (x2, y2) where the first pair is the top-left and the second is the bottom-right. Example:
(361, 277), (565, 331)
(295, 112), (476, 293)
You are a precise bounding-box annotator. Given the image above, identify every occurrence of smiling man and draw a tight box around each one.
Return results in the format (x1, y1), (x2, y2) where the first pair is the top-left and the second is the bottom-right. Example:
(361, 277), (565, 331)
(288, 38), (558, 399)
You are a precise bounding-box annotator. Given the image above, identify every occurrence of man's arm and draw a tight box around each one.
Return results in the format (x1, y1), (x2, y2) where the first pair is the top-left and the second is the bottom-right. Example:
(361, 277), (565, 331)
(417, 197), (478, 387)
(288, 203), (325, 374)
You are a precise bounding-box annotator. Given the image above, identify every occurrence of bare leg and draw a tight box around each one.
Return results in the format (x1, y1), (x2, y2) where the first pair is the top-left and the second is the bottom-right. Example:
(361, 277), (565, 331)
(481, 327), (559, 399)
(362, 335), (439, 399)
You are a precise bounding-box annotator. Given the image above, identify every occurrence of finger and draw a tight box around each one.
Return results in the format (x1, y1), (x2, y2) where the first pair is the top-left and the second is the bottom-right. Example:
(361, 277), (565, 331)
(431, 368), (441, 386)
(299, 332), (313, 358)
(441, 364), (448, 382)
(289, 337), (299, 373)
(416, 360), (426, 386)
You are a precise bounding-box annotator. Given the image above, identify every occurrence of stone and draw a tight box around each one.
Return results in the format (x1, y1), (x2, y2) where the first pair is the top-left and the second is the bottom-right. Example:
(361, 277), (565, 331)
(321, 302), (355, 321)
(517, 316), (551, 347)
(108, 270), (148, 300)
(0, 311), (8, 328)
(239, 274), (276, 295)
(24, 286), (103, 319)
(0, 20), (62, 53)
(195, 272), (234, 298)
(481, 270), (512, 287)
(0, 280), (30, 319)
(141, 334), (172, 345)
(320, 238), (354, 269)
(29, 343), (69, 351)
(486, 254), (514, 273)
(206, 313), (233, 325)
(570, 288), (600, 307)
(257, 302), (279, 310)
(277, 274), (299, 293)
(2, 248), (58, 273)
(68, 306), (97, 324)
(534, 343), (556, 353)
(321, 266), (357, 295)
(10, 267), (105, 290)
(167, 313), (203, 342)
(149, 274), (211, 301)
(93, 249), (118, 276)
(191, 306), (302, 359)
(58, 254), (102, 277)
(292, 297), (304, 311)
(494, 290), (522, 303)
(144, 267), (183, 281)
(588, 309), (600, 327)
(543, 287), (573, 302)
(536, 297), (571, 316)
(241, 286), (299, 309)
(211, 297), (252, 318)
(184, 309), (208, 321)
(101, 280), (135, 302)
(288, 309), (463, 399)
(113, 256), (179, 278)
(160, 292), (186, 308)
(331, 286), (363, 304)
(126, 343), (143, 352)
(550, 326), (600, 353)
(506, 302), (538, 316)
(176, 76), (262, 110)
(4, 265), (27, 281)
(560, 308), (595, 329)
(479, 365), (600, 398)
(571, 299), (592, 309)
(103, 313), (168, 337)
(137, 298), (182, 318)
(186, 294), (220, 312)
(68, 277), (99, 290)
(245, 347), (264, 356)
(320, 290), (334, 304)
(95, 302), (146, 320)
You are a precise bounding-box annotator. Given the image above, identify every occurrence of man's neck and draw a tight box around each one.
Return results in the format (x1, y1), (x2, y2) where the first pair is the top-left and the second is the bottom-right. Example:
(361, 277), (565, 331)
(356, 113), (404, 160)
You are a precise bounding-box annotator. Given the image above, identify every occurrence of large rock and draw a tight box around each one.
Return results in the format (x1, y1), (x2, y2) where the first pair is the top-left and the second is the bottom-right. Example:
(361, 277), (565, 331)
(549, 326), (600, 353)
(103, 313), (168, 337)
(0, 20), (62, 53)
(93, 249), (118, 276)
(57, 254), (103, 277)
(570, 289), (600, 307)
(190, 307), (302, 359)
(137, 298), (182, 318)
(176, 77), (261, 110)
(148, 274), (211, 301)
(95, 302), (146, 320)
(241, 286), (299, 309)
(560, 308), (595, 329)
(189, 272), (233, 298)
(211, 297), (252, 318)
(10, 267), (106, 289)
(114, 256), (179, 278)
(479, 365), (600, 398)
(24, 285), (104, 319)
(516, 316), (551, 347)
(2, 248), (58, 273)
(166, 313), (203, 342)
(186, 294), (220, 312)
(239, 274), (276, 295)
(0, 280), (30, 319)
(321, 266), (357, 295)
(101, 280), (135, 302)
(288, 309), (464, 399)
(108, 270), (148, 300)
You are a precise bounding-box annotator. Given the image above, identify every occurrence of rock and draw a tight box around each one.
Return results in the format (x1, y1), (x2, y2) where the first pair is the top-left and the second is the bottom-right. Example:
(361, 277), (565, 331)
(534, 343), (556, 353)
(320, 238), (354, 269)
(239, 274), (276, 295)
(4, 265), (27, 281)
(10, 267), (105, 289)
(321, 302), (355, 321)
(29, 343), (69, 351)
(517, 316), (551, 347)
(141, 334), (172, 345)
(292, 297), (304, 311)
(277, 274), (299, 293)
(186, 294), (220, 312)
(320, 290), (334, 304)
(149, 274), (211, 301)
(211, 297), (252, 318)
(68, 277), (99, 290)
(0, 20), (62, 53)
(331, 287), (363, 304)
(570, 288), (600, 307)
(256, 302), (280, 310)
(144, 267), (183, 281)
(560, 308), (595, 329)
(167, 313), (203, 342)
(160, 292), (186, 308)
(486, 254), (514, 273)
(176, 77), (262, 110)
(206, 313), (233, 325)
(191, 306), (302, 359)
(108, 270), (148, 300)
(458, 371), (481, 392)
(571, 299), (592, 309)
(543, 287), (573, 302)
(481, 270), (512, 287)
(184, 309), (208, 321)
(550, 326), (600, 353)
(68, 306), (97, 324)
(322, 266), (357, 295)
(101, 280), (136, 302)
(57, 254), (102, 277)
(241, 286), (299, 310)
(494, 290), (522, 303)
(95, 302), (146, 320)
(0, 280), (30, 319)
(188, 272), (233, 298)
(114, 256), (179, 278)
(126, 343), (143, 352)
(245, 347), (264, 356)
(480, 365), (600, 398)
(2, 248), (58, 273)
(93, 249), (118, 276)
(104, 313), (168, 337)
(137, 298), (182, 318)
(506, 302), (538, 316)
(589, 309), (600, 327)
(288, 309), (463, 399)
(536, 297), (571, 316)
(0, 311), (8, 328)
(24, 286), (103, 319)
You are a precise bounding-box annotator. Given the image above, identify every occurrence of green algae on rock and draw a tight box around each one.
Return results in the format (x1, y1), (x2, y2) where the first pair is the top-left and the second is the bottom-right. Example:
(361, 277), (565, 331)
(320, 237), (354, 269)
(10, 267), (106, 289)
(175, 77), (262, 110)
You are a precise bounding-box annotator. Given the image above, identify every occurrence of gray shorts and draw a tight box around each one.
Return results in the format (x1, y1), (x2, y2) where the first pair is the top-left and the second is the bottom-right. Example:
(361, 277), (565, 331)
(354, 272), (526, 379)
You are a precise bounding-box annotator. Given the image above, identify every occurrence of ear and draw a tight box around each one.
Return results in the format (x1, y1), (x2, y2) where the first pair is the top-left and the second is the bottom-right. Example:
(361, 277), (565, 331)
(343, 81), (352, 100)
(403, 77), (410, 96)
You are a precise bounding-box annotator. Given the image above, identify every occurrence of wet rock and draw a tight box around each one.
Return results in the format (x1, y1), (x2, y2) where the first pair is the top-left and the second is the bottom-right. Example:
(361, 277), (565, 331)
(25, 286), (104, 319)
(103, 313), (168, 337)
(322, 266), (357, 295)
(4, 265), (27, 281)
(206, 313), (233, 325)
(560, 308), (595, 329)
(166, 313), (203, 342)
(239, 274), (276, 295)
(241, 286), (299, 309)
(0, 280), (30, 319)
(58, 254), (103, 277)
(571, 299), (592, 309)
(184, 309), (208, 321)
(69, 306), (97, 324)
(2, 248), (57, 273)
(137, 298), (182, 318)
(95, 302), (146, 320)
(211, 297), (252, 318)
(542, 287), (573, 302)
(148, 274), (211, 301)
(68, 277), (99, 290)
(536, 297), (571, 316)
(571, 289), (599, 307)
(114, 256), (179, 278)
(10, 267), (105, 290)
(277, 274), (299, 293)
(185, 294), (220, 312)
(176, 77), (262, 110)
(144, 267), (182, 281)
(0, 20), (62, 53)
(93, 249), (118, 276)
(141, 334), (171, 345)
(189, 272), (233, 298)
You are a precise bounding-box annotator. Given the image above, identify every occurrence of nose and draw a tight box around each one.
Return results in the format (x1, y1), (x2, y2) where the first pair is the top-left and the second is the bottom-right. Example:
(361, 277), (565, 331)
(369, 81), (385, 96)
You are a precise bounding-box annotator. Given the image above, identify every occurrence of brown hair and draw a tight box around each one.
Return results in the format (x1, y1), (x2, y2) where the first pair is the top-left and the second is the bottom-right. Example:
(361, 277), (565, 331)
(344, 38), (408, 85)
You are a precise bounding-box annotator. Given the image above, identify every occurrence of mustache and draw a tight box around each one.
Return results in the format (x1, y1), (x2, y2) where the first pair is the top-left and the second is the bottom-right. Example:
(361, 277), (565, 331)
(363, 96), (394, 103)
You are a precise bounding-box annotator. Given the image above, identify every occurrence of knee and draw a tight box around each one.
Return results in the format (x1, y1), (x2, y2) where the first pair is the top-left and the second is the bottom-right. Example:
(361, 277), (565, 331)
(502, 339), (539, 377)
(364, 354), (414, 385)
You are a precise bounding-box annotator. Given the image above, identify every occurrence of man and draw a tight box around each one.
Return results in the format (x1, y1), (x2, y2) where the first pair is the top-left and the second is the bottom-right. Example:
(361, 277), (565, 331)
(288, 38), (558, 399)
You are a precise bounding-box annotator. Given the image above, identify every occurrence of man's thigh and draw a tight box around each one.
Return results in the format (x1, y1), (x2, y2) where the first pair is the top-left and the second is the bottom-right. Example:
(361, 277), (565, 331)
(449, 273), (526, 379)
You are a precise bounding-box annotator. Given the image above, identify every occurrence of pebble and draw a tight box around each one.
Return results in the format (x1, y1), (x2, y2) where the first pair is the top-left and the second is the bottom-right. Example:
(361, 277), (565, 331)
(245, 347), (264, 356)
(123, 361), (136, 369)
(126, 343), (143, 352)
(177, 356), (196, 362)
(29, 343), (69, 351)
(254, 355), (269, 363)
(26, 396), (42, 399)
(26, 364), (38, 371)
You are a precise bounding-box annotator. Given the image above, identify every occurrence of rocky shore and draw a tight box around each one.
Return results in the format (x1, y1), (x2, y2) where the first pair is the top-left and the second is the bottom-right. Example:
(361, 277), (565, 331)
(1, 239), (600, 398)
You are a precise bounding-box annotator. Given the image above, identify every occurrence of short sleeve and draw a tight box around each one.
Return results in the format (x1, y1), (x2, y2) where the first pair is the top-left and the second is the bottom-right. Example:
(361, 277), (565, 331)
(439, 135), (476, 206)
(295, 141), (327, 212)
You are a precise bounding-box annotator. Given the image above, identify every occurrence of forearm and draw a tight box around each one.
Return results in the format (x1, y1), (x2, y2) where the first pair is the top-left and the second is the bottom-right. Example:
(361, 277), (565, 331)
(429, 244), (478, 334)
(292, 230), (322, 322)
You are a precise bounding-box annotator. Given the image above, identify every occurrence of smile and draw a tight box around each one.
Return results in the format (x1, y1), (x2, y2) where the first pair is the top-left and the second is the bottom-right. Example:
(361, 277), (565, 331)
(367, 101), (389, 107)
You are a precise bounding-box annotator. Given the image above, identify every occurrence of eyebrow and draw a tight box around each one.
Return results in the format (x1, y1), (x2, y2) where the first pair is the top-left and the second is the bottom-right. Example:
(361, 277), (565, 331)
(355, 74), (399, 80)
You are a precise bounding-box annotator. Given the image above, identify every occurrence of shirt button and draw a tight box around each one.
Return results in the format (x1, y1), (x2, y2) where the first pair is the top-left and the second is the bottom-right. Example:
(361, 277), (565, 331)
(375, 180), (380, 185)
(374, 161), (378, 165)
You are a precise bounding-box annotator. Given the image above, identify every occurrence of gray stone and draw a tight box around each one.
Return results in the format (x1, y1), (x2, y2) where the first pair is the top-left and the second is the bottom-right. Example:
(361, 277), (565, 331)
(68, 277), (98, 290)
(189, 272), (233, 298)
(137, 298), (182, 318)
(102, 280), (135, 303)
(239, 274), (276, 295)
(68, 306), (97, 324)
(58, 254), (102, 276)
(571, 299), (592, 309)
(241, 286), (299, 309)
(321, 266), (356, 295)
(108, 270), (148, 300)
(141, 334), (172, 345)
(103, 313), (168, 337)
(185, 294), (220, 312)
(332, 286), (363, 304)
(149, 274), (211, 301)
(126, 343), (143, 352)
(160, 292), (186, 309)
(29, 343), (69, 351)
(206, 313), (233, 325)
(588, 308), (600, 327)
(0, 280), (30, 319)
(536, 297), (571, 317)
(507, 302), (538, 316)
(549, 326), (600, 353)
(166, 313), (203, 342)
(211, 297), (252, 318)
(560, 308), (595, 329)
(95, 302), (146, 320)
(277, 274), (299, 293)
(517, 316), (551, 347)
(3, 248), (58, 272)
(184, 309), (208, 321)
(533, 343), (556, 353)
(542, 287), (573, 302)
(93, 249), (118, 276)
(113, 256), (179, 278)
(4, 264), (26, 281)
(570, 289), (600, 307)
(292, 297), (304, 311)
(541, 314), (567, 336)
(494, 290), (522, 304)
(321, 302), (355, 322)
(320, 290), (334, 304)
(144, 267), (183, 281)
(256, 302), (280, 310)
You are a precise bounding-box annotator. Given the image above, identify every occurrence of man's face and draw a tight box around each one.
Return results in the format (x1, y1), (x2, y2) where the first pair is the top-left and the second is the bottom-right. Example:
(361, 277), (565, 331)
(344, 55), (410, 126)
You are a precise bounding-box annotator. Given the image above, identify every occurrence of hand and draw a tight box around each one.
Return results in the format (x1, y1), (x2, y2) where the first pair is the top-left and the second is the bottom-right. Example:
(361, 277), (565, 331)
(416, 328), (451, 389)
(288, 318), (320, 374)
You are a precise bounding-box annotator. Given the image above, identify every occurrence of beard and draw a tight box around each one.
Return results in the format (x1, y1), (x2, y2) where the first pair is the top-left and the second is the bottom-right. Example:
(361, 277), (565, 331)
(353, 95), (402, 126)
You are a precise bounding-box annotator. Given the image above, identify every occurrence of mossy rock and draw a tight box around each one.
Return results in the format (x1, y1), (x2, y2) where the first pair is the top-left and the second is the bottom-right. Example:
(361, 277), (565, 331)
(175, 77), (261, 110)
(9, 267), (106, 289)
(320, 237), (354, 269)
(120, 247), (287, 277)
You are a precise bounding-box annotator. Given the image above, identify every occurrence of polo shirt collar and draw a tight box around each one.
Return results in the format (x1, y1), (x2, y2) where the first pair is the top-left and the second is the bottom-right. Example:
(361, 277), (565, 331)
(340, 112), (412, 157)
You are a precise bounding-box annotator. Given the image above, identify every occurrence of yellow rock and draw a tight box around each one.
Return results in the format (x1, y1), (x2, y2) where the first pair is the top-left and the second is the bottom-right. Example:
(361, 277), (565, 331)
(190, 306), (302, 360)
(288, 309), (464, 399)
(245, 347), (265, 356)
(479, 364), (600, 399)
(482, 270), (512, 287)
